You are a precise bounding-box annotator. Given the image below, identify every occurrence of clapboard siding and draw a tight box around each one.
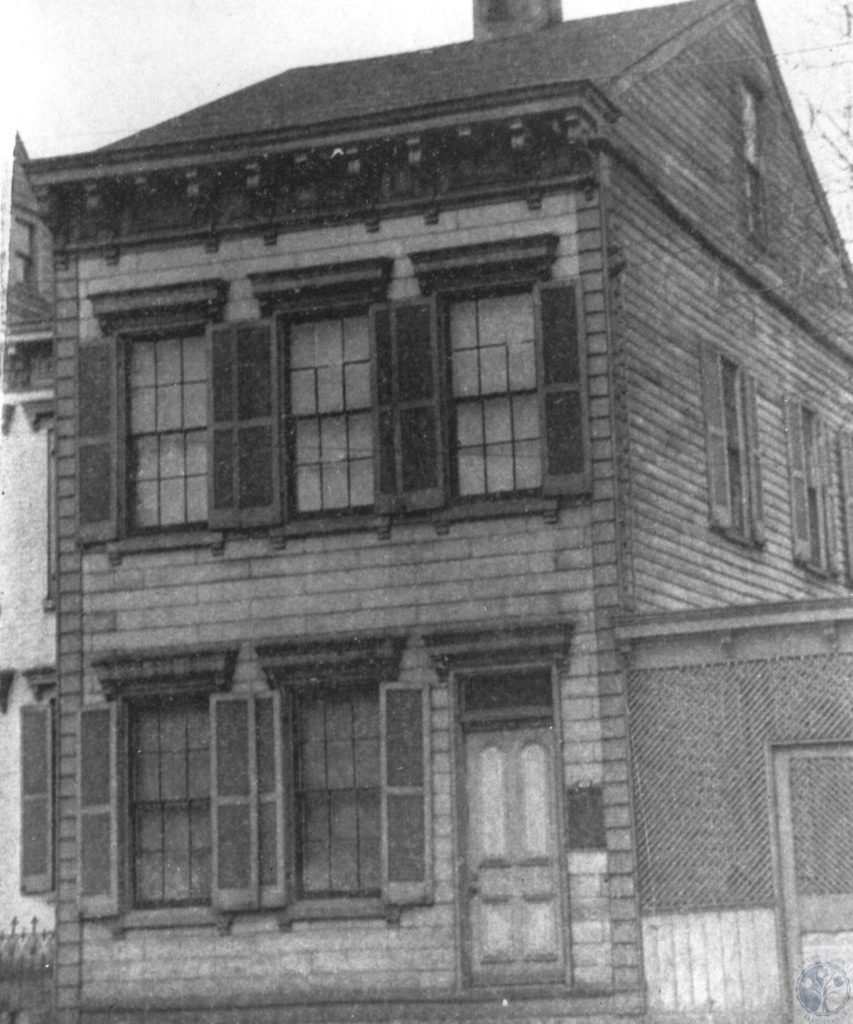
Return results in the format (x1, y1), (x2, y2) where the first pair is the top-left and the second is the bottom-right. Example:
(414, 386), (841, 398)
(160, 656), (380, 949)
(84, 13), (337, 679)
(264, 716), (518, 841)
(615, 158), (852, 612)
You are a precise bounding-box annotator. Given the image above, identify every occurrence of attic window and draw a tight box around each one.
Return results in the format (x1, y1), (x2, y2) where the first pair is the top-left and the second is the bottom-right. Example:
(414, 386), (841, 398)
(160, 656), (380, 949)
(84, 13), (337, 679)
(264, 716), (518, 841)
(741, 83), (765, 240)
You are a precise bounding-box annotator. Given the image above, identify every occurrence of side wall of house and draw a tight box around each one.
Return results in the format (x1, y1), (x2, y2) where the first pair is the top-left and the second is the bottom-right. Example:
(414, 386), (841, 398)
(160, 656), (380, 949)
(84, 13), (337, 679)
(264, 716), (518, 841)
(612, 158), (853, 614)
(54, 191), (642, 1022)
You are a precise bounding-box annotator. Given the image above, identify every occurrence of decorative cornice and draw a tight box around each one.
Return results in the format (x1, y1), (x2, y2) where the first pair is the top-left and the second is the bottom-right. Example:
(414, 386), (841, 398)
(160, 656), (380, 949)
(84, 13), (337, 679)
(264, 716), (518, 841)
(250, 258), (392, 317)
(423, 618), (574, 676)
(91, 643), (239, 700)
(410, 233), (559, 295)
(89, 279), (229, 335)
(23, 666), (56, 702)
(256, 632), (407, 686)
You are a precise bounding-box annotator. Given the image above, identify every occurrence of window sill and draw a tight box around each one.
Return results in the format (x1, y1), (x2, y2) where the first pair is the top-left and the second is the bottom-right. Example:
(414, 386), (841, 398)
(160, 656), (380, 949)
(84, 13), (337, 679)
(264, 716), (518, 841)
(278, 897), (397, 928)
(433, 495), (559, 531)
(269, 513), (390, 546)
(710, 523), (764, 550)
(105, 530), (224, 565)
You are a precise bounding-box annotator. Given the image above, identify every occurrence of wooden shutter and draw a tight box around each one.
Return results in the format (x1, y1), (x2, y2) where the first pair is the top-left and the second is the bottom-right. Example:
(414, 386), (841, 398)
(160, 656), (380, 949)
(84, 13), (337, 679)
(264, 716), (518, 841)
(77, 342), (117, 542)
(839, 430), (853, 584)
(208, 320), (280, 529)
(21, 704), (53, 894)
(822, 425), (840, 575)
(743, 374), (765, 544)
(371, 299), (445, 512)
(380, 682), (431, 905)
(699, 343), (731, 529)
(211, 692), (285, 911)
(785, 397), (811, 564)
(536, 281), (590, 496)
(79, 704), (120, 917)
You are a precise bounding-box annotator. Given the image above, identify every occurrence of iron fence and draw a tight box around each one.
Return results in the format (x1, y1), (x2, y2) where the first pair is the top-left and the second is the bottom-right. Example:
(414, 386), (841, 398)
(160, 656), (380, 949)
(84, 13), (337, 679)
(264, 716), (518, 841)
(0, 918), (53, 1022)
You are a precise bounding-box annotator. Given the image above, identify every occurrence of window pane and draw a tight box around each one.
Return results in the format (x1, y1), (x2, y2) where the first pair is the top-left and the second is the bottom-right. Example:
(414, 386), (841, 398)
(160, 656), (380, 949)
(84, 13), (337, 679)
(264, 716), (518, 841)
(508, 341), (536, 390)
(515, 439), (541, 490)
(186, 477), (207, 523)
(182, 336), (207, 382)
(452, 349), (479, 398)
(134, 482), (159, 528)
(458, 451), (485, 496)
(297, 466), (322, 512)
(290, 369), (317, 415)
(343, 316), (369, 361)
(290, 324), (317, 368)
(296, 419), (320, 465)
(157, 339), (182, 384)
(130, 341), (156, 385)
(479, 347), (507, 395)
(349, 412), (373, 463)
(486, 441), (514, 492)
(322, 461), (348, 509)
(317, 366), (344, 413)
(133, 435), (159, 481)
(456, 404), (484, 447)
(320, 416), (346, 464)
(513, 394), (539, 440)
(349, 459), (374, 507)
(160, 751), (188, 800)
(138, 807), (163, 852)
(183, 382), (207, 429)
(160, 433), (185, 479)
(186, 431), (207, 475)
(345, 362), (370, 409)
(159, 479), (186, 526)
(450, 301), (477, 350)
(130, 387), (156, 434)
(136, 852), (163, 904)
(484, 397), (512, 443)
(157, 386), (182, 431)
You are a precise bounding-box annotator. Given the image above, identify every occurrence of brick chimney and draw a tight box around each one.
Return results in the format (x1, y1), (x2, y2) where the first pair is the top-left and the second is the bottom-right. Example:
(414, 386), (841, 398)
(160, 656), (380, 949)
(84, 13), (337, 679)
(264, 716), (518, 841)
(473, 0), (563, 41)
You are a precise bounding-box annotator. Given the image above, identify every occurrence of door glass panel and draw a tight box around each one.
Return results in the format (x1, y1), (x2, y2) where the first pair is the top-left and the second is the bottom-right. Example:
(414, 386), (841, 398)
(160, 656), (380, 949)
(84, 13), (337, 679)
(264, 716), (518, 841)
(479, 745), (506, 859)
(521, 742), (550, 857)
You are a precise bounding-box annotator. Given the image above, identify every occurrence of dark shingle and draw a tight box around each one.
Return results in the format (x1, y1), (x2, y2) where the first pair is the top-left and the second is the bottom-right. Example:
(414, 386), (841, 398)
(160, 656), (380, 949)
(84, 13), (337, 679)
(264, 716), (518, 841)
(101, 0), (724, 155)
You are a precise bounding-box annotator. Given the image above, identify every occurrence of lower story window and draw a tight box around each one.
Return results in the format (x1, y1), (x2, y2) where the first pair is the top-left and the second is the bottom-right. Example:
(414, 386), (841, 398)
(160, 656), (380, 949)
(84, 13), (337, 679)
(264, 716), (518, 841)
(294, 684), (381, 897)
(131, 698), (211, 906)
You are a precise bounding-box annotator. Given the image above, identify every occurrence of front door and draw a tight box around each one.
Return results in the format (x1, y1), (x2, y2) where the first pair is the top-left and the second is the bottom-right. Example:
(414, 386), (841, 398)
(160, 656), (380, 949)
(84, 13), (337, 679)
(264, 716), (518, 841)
(774, 744), (853, 1018)
(464, 725), (566, 985)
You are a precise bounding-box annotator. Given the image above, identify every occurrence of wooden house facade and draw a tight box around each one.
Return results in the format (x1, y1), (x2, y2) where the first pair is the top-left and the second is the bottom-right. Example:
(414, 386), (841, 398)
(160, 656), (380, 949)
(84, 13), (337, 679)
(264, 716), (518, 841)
(28, 1), (853, 1021)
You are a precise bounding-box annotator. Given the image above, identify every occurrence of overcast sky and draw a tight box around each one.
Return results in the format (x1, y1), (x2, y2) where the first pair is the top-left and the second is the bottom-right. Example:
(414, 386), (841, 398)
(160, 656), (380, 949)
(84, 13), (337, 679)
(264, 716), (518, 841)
(2, 0), (851, 244)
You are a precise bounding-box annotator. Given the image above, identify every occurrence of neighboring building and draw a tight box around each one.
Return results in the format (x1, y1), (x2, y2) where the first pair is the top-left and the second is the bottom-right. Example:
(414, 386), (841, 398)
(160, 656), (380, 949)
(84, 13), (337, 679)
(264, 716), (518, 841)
(0, 136), (57, 1020)
(28, 1), (853, 1022)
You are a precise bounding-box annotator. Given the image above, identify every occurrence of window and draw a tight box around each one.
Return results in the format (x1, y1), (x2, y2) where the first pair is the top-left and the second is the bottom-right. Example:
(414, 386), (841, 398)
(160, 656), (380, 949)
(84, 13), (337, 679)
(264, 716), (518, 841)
(12, 218), (35, 287)
(84, 638), (429, 918)
(294, 684), (381, 896)
(127, 334), (208, 529)
(741, 84), (765, 240)
(287, 315), (374, 513)
(450, 293), (540, 495)
(131, 698), (211, 906)
(786, 398), (838, 572)
(79, 246), (590, 543)
(700, 344), (764, 543)
(21, 700), (55, 895)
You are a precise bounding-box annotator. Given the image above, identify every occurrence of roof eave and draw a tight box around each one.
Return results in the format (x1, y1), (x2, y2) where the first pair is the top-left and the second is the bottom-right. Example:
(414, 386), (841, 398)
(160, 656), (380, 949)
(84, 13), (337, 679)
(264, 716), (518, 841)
(28, 79), (620, 186)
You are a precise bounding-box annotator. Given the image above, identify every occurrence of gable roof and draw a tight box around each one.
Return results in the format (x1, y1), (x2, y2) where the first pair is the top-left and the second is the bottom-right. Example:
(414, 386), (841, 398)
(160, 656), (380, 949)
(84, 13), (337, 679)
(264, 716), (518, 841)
(101, 0), (725, 156)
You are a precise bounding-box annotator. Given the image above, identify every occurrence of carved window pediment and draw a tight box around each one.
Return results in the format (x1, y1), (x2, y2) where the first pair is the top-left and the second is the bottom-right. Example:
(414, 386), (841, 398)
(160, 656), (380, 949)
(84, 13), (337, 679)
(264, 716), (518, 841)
(410, 234), (558, 295)
(256, 632), (406, 686)
(249, 258), (392, 317)
(90, 279), (228, 335)
(91, 644), (239, 700)
(423, 618), (573, 675)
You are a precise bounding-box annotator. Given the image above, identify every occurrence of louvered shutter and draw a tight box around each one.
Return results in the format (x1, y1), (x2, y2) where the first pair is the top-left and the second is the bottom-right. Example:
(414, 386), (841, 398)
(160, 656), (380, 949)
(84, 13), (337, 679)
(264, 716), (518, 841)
(78, 342), (117, 542)
(699, 344), (731, 529)
(208, 321), (280, 529)
(536, 281), (590, 495)
(211, 692), (285, 911)
(743, 374), (765, 544)
(371, 300), (445, 512)
(79, 705), (120, 917)
(380, 682), (431, 905)
(839, 431), (853, 584)
(785, 397), (811, 564)
(822, 426), (840, 575)
(21, 704), (53, 894)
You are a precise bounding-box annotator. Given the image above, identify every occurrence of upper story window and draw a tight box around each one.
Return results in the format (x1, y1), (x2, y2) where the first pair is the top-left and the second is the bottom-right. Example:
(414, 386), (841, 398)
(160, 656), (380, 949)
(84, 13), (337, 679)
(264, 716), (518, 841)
(700, 343), (764, 545)
(741, 84), (765, 241)
(287, 315), (373, 513)
(450, 293), (540, 495)
(78, 242), (590, 544)
(786, 397), (839, 574)
(12, 218), (36, 288)
(128, 334), (208, 529)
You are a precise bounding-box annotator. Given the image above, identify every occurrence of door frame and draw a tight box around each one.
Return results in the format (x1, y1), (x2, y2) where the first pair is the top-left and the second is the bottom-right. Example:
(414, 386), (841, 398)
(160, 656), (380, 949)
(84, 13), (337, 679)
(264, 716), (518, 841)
(769, 739), (853, 1017)
(453, 661), (570, 990)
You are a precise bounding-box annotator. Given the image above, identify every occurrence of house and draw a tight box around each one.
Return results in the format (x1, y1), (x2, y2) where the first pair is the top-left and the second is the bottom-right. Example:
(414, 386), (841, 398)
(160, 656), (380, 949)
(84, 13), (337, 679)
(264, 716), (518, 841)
(0, 136), (57, 1020)
(27, 0), (853, 1021)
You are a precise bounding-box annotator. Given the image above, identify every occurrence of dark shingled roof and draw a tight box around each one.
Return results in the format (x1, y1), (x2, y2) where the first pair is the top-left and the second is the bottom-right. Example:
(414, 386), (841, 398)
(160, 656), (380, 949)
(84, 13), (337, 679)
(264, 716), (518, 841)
(102, 0), (724, 155)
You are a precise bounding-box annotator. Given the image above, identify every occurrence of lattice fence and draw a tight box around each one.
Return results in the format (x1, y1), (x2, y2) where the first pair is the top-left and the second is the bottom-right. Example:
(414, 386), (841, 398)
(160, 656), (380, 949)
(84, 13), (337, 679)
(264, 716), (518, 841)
(628, 654), (853, 912)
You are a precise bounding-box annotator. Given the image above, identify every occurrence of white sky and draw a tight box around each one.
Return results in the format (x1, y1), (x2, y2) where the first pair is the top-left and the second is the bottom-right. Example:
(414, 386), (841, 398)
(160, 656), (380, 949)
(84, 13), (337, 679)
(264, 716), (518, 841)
(1, 0), (851, 245)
